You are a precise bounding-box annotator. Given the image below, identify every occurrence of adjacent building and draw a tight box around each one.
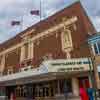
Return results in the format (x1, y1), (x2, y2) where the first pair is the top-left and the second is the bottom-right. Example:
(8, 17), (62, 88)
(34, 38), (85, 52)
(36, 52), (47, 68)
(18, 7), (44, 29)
(88, 32), (100, 89)
(0, 1), (97, 100)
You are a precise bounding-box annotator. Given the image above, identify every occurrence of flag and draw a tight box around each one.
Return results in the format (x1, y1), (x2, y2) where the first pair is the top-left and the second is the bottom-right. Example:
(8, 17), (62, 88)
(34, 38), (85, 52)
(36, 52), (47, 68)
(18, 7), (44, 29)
(11, 21), (21, 26)
(30, 10), (40, 16)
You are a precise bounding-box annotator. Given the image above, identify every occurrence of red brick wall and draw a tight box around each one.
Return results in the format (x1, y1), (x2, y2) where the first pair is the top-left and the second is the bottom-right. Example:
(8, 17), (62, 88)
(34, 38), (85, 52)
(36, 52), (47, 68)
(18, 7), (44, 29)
(32, 2), (96, 66)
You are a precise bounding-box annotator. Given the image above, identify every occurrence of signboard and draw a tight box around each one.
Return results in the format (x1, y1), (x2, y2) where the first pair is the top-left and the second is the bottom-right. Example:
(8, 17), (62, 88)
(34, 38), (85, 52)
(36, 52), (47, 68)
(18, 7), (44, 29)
(43, 58), (93, 72)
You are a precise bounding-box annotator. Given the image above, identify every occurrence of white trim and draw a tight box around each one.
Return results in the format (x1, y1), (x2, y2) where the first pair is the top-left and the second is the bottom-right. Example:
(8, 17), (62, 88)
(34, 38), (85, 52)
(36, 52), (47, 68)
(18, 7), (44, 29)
(0, 55), (5, 73)
(97, 65), (100, 72)
(91, 44), (96, 55)
(96, 43), (99, 54)
(0, 58), (91, 83)
(0, 65), (48, 82)
(97, 42), (100, 54)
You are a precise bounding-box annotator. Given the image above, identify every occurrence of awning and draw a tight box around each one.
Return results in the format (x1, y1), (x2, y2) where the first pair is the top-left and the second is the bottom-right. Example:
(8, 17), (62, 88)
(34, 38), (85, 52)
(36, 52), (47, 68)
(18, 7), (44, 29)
(0, 71), (89, 86)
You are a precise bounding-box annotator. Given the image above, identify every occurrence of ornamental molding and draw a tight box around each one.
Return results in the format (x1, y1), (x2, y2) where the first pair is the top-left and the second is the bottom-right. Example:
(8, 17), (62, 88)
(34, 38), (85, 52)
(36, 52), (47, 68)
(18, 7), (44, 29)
(31, 16), (78, 42)
(20, 29), (35, 38)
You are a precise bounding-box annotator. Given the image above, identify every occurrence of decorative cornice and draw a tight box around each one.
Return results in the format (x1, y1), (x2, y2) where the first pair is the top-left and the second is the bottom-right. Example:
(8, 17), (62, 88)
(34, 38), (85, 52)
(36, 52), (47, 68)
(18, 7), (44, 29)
(20, 29), (35, 38)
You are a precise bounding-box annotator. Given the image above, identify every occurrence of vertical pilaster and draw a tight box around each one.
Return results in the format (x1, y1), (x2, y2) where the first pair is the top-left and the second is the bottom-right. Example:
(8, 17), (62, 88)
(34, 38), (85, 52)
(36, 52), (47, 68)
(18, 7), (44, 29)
(66, 51), (71, 59)
(28, 42), (31, 59)
(72, 78), (79, 96)
(57, 80), (61, 94)
(20, 45), (25, 62)
(28, 42), (34, 59)
(0, 55), (5, 75)
(89, 76), (92, 88)
(94, 62), (100, 89)
(91, 44), (95, 55)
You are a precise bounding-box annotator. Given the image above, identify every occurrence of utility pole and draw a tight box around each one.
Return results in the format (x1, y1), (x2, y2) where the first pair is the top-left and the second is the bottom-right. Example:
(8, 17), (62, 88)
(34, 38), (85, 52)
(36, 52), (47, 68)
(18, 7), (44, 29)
(40, 0), (42, 21)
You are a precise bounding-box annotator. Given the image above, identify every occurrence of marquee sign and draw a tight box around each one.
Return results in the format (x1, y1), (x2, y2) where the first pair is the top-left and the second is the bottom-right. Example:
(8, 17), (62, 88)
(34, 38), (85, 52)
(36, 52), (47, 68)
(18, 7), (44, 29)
(43, 58), (93, 72)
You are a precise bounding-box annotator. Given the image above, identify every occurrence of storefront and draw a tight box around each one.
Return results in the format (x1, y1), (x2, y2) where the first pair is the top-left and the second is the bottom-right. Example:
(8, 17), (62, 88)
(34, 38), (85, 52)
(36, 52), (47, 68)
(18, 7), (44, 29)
(0, 58), (92, 100)
(5, 79), (72, 100)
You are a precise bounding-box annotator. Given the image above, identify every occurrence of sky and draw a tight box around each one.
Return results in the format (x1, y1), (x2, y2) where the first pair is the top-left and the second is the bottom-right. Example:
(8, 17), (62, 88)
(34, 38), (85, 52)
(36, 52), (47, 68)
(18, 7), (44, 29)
(0, 0), (100, 43)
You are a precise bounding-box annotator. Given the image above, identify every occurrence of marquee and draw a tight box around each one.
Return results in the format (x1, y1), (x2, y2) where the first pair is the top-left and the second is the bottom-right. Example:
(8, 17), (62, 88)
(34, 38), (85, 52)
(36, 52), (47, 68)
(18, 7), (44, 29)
(43, 58), (93, 72)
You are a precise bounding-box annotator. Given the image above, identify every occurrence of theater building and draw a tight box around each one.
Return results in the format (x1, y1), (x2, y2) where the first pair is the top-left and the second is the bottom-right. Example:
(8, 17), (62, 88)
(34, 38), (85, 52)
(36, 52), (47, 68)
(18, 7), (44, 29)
(0, 1), (96, 100)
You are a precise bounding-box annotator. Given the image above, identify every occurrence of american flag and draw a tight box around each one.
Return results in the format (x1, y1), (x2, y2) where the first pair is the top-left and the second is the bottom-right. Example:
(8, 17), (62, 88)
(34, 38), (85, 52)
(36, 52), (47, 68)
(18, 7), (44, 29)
(11, 21), (21, 26)
(30, 10), (40, 16)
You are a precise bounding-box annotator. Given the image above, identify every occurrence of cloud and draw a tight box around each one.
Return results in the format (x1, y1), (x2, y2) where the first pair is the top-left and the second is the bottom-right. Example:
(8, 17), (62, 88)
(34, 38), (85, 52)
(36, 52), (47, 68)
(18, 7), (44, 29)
(81, 0), (100, 32)
(81, 0), (99, 16)
(90, 16), (100, 31)
(0, 0), (100, 43)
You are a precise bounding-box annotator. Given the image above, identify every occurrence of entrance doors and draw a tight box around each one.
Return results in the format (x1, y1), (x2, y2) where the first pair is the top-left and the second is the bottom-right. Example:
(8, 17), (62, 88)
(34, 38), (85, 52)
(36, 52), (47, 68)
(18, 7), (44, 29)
(6, 86), (16, 100)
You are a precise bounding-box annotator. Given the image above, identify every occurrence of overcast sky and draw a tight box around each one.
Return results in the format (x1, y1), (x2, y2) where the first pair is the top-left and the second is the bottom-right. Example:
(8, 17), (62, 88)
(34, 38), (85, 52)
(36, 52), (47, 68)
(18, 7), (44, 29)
(0, 0), (99, 43)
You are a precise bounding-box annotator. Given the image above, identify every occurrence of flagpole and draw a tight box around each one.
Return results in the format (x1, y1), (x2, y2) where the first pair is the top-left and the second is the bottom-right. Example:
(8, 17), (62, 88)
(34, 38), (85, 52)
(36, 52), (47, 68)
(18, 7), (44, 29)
(40, 0), (42, 21)
(20, 15), (24, 31)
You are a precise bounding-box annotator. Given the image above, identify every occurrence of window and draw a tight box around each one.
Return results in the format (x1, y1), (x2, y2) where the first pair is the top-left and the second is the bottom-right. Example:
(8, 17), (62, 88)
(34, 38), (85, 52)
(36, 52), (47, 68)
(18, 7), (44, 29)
(93, 42), (100, 55)
(0, 87), (5, 96)
(97, 42), (100, 53)
(94, 43), (98, 54)
(60, 79), (72, 94)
